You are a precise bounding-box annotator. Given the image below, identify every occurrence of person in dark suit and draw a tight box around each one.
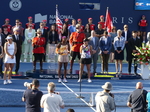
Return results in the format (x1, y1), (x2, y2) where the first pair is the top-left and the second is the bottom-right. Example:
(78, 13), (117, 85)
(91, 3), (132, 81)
(89, 30), (99, 74)
(0, 28), (6, 75)
(39, 22), (48, 62)
(12, 28), (23, 74)
(122, 24), (131, 61)
(99, 31), (112, 73)
(128, 31), (141, 75)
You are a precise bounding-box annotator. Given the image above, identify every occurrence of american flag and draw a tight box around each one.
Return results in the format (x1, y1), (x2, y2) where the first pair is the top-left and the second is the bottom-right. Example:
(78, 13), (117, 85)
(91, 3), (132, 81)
(56, 5), (63, 40)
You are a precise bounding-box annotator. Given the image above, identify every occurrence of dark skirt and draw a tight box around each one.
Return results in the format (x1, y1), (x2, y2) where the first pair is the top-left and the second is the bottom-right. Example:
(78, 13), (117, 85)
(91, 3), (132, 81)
(139, 26), (146, 32)
(33, 53), (44, 61)
(80, 58), (92, 64)
(114, 47), (124, 60)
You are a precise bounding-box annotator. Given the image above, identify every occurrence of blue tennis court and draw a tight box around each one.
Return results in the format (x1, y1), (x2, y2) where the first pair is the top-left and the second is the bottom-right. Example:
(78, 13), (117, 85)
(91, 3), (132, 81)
(0, 63), (148, 112)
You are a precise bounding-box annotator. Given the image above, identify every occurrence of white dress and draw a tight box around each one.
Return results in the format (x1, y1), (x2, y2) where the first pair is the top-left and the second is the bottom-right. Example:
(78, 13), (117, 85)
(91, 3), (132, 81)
(4, 42), (16, 63)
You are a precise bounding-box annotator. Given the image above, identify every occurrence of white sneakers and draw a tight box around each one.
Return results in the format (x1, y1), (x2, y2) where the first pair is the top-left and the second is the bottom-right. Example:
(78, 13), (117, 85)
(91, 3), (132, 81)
(4, 80), (12, 85)
(58, 78), (68, 83)
(78, 79), (92, 83)
(24, 59), (27, 62)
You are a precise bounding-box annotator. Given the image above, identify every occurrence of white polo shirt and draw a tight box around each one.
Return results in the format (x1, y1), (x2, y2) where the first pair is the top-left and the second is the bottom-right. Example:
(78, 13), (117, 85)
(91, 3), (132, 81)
(41, 93), (64, 112)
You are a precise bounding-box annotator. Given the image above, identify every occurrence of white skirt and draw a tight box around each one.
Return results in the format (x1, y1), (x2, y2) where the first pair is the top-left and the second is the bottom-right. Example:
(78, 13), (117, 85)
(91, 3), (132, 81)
(4, 55), (16, 63)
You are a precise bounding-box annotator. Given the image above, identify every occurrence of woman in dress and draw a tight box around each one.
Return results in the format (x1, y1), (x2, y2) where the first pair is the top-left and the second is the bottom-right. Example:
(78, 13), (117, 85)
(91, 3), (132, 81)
(114, 29), (125, 75)
(24, 24), (35, 62)
(84, 24), (91, 38)
(78, 38), (93, 83)
(56, 36), (70, 83)
(4, 35), (17, 84)
(109, 26), (117, 62)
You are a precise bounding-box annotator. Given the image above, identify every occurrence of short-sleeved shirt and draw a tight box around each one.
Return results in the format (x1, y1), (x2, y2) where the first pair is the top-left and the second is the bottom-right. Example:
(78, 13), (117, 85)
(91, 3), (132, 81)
(128, 89), (147, 112)
(95, 29), (104, 37)
(23, 89), (43, 112)
(40, 93), (64, 112)
(68, 25), (76, 34)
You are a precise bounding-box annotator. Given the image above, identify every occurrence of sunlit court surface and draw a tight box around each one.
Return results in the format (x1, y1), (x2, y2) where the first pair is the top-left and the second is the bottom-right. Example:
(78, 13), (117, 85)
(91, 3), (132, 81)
(0, 63), (148, 112)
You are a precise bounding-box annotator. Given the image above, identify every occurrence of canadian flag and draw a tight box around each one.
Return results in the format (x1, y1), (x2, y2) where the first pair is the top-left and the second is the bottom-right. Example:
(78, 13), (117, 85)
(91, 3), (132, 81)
(105, 7), (113, 33)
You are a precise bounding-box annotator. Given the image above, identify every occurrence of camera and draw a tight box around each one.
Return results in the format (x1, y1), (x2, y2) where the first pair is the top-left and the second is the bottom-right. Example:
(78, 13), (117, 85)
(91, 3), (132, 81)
(24, 82), (32, 89)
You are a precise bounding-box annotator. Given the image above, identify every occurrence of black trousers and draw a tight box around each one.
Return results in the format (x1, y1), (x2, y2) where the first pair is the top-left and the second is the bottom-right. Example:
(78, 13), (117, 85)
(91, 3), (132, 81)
(128, 56), (137, 73)
(15, 51), (21, 72)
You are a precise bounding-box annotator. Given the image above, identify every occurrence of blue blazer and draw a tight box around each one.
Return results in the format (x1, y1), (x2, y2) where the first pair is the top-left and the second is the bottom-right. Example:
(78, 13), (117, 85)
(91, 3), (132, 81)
(99, 36), (112, 54)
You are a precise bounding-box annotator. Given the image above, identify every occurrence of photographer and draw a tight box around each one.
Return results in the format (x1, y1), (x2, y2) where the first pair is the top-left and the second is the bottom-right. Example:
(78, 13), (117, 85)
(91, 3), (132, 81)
(22, 79), (43, 112)
(95, 82), (115, 112)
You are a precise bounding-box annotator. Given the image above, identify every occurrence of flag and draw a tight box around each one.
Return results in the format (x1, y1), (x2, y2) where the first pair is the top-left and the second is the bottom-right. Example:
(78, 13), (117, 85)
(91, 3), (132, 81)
(56, 5), (63, 40)
(105, 7), (113, 33)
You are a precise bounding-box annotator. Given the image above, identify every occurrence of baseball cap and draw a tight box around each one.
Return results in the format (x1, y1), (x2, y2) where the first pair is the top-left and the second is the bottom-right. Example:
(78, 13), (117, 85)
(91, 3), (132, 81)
(77, 18), (82, 21)
(65, 18), (69, 21)
(88, 18), (92, 20)
(43, 20), (47, 22)
(5, 18), (10, 21)
(28, 16), (32, 19)
(100, 15), (104, 18)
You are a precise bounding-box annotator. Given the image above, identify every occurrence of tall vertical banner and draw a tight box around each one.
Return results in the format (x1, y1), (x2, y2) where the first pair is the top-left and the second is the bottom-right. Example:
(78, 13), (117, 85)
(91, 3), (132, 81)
(56, 5), (63, 40)
(105, 7), (113, 33)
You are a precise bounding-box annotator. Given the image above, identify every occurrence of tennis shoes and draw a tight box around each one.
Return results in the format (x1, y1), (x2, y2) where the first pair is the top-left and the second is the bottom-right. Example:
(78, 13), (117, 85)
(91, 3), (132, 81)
(77, 79), (92, 83)
(58, 78), (68, 83)
(4, 80), (12, 85)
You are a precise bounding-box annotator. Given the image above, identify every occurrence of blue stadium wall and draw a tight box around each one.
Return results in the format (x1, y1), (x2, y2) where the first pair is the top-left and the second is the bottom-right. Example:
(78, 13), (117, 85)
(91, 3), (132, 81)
(1, 0), (150, 31)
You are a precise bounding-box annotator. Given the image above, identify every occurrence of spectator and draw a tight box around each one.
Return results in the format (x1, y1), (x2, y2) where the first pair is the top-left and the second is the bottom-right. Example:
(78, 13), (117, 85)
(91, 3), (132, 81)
(147, 32), (150, 46)
(95, 24), (104, 39)
(79, 38), (92, 83)
(22, 79), (43, 112)
(66, 108), (75, 112)
(2, 18), (12, 33)
(88, 18), (95, 30)
(61, 23), (69, 38)
(122, 24), (131, 61)
(84, 24), (91, 38)
(138, 15), (148, 43)
(2, 26), (10, 39)
(68, 19), (76, 36)
(114, 29), (125, 75)
(40, 82), (65, 112)
(98, 15), (105, 29)
(0, 28), (6, 75)
(95, 82), (115, 112)
(4, 35), (17, 84)
(12, 19), (24, 36)
(127, 82), (147, 112)
(137, 31), (142, 47)
(12, 27), (23, 74)
(55, 36), (70, 83)
(24, 24), (36, 62)
(89, 30), (99, 74)
(128, 31), (141, 75)
(109, 26), (117, 63)
(77, 19), (84, 32)
(69, 24), (85, 74)
(43, 20), (49, 31)
(32, 29), (45, 72)
(99, 31), (112, 74)
(25, 16), (36, 29)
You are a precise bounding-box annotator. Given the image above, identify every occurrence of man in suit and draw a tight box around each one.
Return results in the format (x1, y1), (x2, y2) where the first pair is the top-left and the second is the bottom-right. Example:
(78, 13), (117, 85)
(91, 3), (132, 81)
(89, 30), (99, 74)
(12, 28), (23, 74)
(128, 31), (141, 75)
(99, 31), (112, 73)
(39, 22), (48, 62)
(122, 24), (131, 61)
(0, 28), (6, 75)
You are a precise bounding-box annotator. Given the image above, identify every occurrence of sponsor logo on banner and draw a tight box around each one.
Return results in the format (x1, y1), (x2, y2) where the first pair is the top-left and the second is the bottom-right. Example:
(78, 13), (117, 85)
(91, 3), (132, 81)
(135, 2), (144, 6)
(9, 0), (22, 11)
(34, 13), (74, 24)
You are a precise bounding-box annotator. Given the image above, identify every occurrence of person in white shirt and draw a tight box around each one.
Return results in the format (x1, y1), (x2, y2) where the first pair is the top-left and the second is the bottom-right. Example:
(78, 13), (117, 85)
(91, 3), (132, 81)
(40, 82), (64, 112)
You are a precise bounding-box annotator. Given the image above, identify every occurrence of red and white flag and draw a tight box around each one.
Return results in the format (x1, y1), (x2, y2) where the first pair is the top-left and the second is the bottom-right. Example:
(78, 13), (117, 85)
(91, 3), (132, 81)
(105, 7), (113, 33)
(56, 5), (63, 40)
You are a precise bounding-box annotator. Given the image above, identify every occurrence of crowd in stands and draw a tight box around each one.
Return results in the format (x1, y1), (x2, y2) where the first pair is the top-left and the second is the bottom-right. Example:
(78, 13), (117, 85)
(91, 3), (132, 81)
(0, 15), (149, 84)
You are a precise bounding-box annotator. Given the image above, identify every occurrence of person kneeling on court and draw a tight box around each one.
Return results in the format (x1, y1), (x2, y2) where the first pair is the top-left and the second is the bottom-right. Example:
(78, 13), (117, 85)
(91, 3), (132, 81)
(3, 35), (17, 85)
(40, 82), (65, 112)
(78, 38), (93, 83)
(55, 36), (70, 83)
(95, 82), (115, 112)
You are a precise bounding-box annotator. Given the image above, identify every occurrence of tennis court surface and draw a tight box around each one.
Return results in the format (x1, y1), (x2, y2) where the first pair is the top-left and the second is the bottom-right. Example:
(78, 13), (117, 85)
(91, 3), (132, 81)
(0, 63), (149, 112)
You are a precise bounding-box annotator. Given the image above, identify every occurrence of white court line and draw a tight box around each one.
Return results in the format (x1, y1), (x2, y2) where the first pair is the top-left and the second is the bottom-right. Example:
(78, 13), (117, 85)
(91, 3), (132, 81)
(61, 82), (96, 112)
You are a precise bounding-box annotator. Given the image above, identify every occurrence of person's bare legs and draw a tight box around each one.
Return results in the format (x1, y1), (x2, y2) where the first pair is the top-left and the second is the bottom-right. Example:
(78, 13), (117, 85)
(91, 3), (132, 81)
(8, 63), (14, 80)
(119, 60), (123, 73)
(79, 63), (84, 81)
(86, 64), (91, 79)
(58, 62), (62, 78)
(4, 63), (9, 80)
(115, 60), (119, 73)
